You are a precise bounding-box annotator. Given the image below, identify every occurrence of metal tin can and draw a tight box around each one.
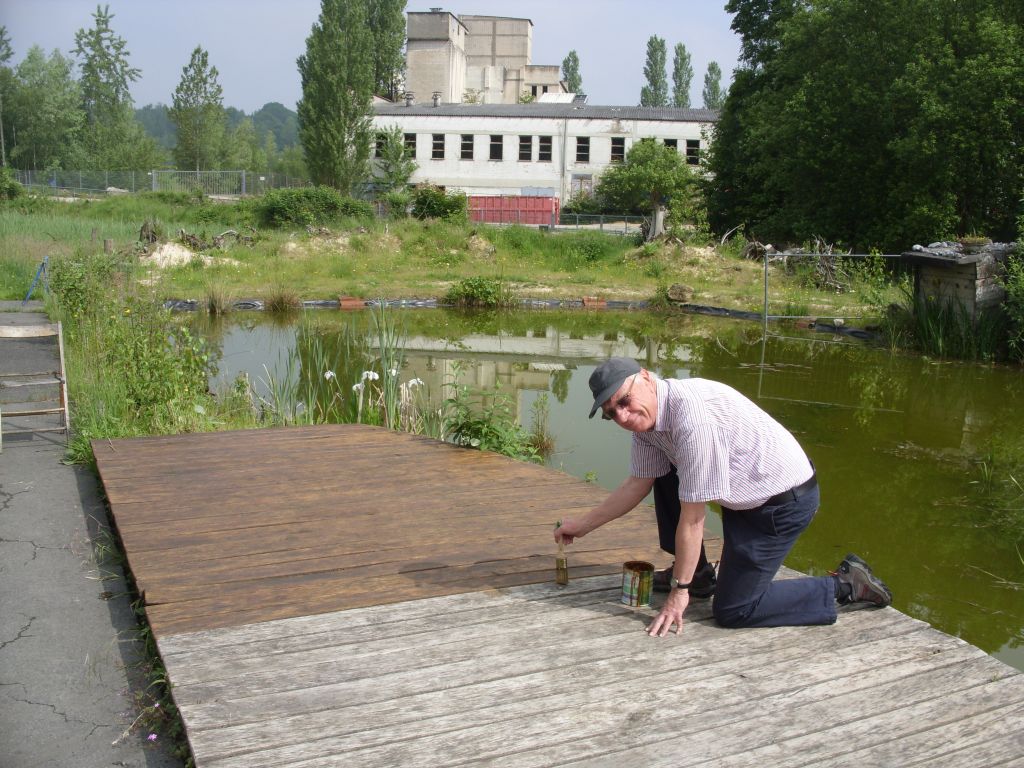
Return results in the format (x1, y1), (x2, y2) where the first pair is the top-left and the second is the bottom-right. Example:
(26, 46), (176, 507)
(621, 561), (654, 607)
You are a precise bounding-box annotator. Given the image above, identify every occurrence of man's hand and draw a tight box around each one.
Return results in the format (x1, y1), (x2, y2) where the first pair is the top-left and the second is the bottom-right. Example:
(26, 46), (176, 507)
(647, 588), (690, 636)
(554, 516), (586, 545)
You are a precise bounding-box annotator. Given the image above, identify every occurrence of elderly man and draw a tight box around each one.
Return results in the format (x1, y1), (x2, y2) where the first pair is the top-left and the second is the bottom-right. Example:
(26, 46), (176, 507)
(554, 358), (891, 638)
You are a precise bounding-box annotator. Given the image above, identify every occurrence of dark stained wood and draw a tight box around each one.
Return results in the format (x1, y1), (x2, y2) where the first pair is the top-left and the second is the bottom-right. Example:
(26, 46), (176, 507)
(93, 424), (721, 637)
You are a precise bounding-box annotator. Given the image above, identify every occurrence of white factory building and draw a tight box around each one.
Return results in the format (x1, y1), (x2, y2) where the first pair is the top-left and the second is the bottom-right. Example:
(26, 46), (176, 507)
(372, 102), (717, 202)
(371, 9), (719, 203)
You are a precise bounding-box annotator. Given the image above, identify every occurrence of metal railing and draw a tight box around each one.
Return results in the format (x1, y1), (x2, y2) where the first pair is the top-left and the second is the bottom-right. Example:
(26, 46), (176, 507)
(556, 213), (648, 236)
(12, 169), (311, 198)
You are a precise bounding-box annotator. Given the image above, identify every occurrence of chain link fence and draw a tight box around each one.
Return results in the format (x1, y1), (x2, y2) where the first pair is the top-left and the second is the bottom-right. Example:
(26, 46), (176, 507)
(11, 169), (311, 198)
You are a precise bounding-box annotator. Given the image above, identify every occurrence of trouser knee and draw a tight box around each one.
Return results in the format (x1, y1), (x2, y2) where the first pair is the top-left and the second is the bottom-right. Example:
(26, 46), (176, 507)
(713, 600), (755, 628)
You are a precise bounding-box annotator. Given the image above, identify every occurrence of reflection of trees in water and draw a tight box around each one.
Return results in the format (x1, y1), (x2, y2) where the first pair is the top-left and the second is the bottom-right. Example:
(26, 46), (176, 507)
(550, 369), (571, 404)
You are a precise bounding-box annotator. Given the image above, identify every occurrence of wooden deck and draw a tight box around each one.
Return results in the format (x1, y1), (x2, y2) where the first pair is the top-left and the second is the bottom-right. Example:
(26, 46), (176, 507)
(94, 425), (1024, 767)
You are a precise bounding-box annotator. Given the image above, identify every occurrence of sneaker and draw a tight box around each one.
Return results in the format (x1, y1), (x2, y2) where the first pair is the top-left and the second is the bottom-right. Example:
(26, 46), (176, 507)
(652, 561), (717, 598)
(832, 553), (892, 607)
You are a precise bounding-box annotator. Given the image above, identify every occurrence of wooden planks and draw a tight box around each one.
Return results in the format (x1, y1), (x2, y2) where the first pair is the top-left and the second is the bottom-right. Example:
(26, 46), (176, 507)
(93, 424), (709, 636)
(157, 574), (1024, 768)
(94, 425), (1024, 767)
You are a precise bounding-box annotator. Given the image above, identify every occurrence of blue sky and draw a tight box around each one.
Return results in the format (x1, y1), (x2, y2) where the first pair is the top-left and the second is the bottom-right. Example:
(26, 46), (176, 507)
(1, 1), (741, 112)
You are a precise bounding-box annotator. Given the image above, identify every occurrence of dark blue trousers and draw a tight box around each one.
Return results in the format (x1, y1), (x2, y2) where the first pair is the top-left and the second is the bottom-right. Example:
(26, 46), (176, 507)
(653, 467), (836, 628)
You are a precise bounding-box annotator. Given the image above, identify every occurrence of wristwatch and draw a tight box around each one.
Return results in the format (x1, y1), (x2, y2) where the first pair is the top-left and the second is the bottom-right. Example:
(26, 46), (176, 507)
(669, 576), (691, 590)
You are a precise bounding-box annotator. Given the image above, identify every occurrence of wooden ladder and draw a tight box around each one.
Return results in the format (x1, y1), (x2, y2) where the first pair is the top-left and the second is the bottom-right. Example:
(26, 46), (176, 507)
(0, 322), (70, 451)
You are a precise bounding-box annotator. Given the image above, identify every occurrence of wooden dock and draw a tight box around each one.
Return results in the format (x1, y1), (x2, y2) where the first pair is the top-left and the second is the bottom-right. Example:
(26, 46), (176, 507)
(94, 425), (1024, 767)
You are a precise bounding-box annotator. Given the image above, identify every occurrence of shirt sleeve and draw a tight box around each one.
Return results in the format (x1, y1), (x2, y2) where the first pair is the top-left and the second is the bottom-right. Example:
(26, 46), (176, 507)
(629, 434), (671, 478)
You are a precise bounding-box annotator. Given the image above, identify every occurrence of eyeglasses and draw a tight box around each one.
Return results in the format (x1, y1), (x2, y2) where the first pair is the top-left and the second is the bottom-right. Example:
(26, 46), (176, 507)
(601, 374), (638, 421)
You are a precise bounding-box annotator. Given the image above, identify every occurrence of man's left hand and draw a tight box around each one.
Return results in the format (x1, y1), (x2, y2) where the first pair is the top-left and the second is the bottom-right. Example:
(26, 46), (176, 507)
(647, 588), (690, 637)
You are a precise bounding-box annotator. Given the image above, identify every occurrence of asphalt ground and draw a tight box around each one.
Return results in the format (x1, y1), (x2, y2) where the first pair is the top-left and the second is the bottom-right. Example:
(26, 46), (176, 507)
(1, 302), (183, 768)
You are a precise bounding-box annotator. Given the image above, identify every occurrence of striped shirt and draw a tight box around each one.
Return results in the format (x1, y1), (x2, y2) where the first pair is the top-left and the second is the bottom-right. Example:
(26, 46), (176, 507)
(630, 377), (813, 510)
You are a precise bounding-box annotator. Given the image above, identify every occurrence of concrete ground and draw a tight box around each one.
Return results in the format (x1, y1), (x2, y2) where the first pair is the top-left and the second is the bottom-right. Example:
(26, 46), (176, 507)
(1, 303), (184, 768)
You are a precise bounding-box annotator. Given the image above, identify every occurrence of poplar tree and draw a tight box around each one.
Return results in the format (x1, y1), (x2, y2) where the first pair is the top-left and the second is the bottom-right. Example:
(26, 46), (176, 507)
(169, 46), (226, 171)
(702, 61), (725, 109)
(10, 46), (84, 170)
(671, 42), (693, 108)
(73, 5), (161, 168)
(0, 27), (13, 166)
(639, 36), (668, 107)
(368, 0), (407, 100)
(297, 0), (375, 192)
(561, 50), (582, 93)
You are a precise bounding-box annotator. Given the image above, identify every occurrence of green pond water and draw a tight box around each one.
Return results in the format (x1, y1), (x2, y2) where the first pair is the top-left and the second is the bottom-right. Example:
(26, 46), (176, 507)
(194, 308), (1024, 671)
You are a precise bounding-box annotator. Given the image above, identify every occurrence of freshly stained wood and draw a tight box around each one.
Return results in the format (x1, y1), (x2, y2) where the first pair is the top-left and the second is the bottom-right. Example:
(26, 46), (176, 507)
(94, 425), (1024, 767)
(93, 425), (699, 636)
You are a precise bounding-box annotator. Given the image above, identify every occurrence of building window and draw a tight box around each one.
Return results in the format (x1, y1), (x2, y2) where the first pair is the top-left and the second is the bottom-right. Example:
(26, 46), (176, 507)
(610, 137), (625, 163)
(374, 133), (386, 159)
(686, 139), (700, 165)
(519, 135), (532, 161)
(432, 133), (445, 160)
(490, 135), (503, 161)
(576, 136), (590, 163)
(664, 138), (678, 151)
(461, 134), (474, 160)
(404, 133), (416, 157)
(571, 174), (593, 196)
(538, 135), (552, 162)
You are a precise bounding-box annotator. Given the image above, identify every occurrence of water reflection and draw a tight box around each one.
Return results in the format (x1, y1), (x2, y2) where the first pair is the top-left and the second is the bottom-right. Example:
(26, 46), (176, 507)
(194, 309), (1024, 671)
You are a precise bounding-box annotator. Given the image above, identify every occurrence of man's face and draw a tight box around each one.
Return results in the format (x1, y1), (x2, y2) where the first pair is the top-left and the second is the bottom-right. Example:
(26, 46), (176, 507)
(601, 370), (657, 432)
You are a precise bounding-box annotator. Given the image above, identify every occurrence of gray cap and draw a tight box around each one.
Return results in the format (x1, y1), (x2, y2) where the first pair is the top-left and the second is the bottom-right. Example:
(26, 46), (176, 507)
(588, 357), (641, 418)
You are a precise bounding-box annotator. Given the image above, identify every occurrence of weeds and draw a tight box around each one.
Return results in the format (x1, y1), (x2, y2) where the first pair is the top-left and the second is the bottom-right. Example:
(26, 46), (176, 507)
(444, 276), (515, 308)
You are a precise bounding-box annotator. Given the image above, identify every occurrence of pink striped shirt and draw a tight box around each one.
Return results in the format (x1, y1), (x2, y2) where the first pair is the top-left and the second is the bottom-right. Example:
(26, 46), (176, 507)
(630, 377), (814, 510)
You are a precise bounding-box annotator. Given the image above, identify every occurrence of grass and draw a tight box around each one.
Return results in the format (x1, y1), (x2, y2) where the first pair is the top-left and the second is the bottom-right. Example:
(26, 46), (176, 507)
(0, 194), (895, 320)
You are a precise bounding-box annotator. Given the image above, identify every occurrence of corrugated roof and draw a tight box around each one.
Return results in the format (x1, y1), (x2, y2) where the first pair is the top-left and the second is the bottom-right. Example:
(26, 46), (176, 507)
(374, 103), (719, 123)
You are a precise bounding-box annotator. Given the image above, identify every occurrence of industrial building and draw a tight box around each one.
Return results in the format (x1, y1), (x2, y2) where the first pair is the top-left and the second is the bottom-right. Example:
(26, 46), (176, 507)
(374, 9), (719, 203)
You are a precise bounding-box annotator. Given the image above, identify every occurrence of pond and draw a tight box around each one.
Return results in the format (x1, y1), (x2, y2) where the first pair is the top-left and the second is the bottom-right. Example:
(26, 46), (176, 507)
(192, 308), (1024, 672)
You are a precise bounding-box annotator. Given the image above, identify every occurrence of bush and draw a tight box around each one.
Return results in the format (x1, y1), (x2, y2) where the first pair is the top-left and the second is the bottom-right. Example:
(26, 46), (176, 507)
(1004, 253), (1024, 362)
(383, 190), (411, 218)
(255, 186), (372, 227)
(0, 167), (24, 200)
(562, 191), (605, 215)
(443, 276), (514, 308)
(411, 185), (468, 222)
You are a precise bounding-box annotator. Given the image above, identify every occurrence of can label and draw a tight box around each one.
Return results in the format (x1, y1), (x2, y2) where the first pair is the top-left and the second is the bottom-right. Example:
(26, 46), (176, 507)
(621, 561), (654, 607)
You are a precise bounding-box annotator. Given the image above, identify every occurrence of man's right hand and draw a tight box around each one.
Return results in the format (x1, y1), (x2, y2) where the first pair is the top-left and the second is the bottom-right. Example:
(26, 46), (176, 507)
(554, 517), (587, 545)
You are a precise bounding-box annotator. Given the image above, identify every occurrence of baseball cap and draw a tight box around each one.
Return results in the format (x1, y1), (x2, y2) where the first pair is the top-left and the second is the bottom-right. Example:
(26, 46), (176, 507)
(588, 357), (641, 418)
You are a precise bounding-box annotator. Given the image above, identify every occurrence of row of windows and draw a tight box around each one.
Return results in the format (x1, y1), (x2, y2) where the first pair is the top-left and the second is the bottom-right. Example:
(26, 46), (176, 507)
(380, 134), (701, 165)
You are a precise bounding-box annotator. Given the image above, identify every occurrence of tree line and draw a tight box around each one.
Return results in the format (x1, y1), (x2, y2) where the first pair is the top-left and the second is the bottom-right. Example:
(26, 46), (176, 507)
(706, 0), (1024, 250)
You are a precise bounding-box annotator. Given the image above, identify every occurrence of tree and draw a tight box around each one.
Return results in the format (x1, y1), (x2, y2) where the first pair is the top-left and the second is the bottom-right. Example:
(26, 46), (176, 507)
(562, 50), (582, 93)
(297, 0), (375, 192)
(707, 0), (1024, 250)
(169, 46), (226, 171)
(640, 36), (668, 107)
(596, 139), (694, 236)
(73, 5), (161, 169)
(0, 26), (13, 166)
(701, 61), (725, 109)
(372, 124), (416, 191)
(368, 0), (406, 100)
(671, 42), (693, 108)
(10, 46), (85, 170)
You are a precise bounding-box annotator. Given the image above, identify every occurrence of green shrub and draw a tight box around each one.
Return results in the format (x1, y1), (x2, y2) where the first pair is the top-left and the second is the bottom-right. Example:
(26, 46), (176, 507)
(0, 167), (24, 199)
(411, 185), (468, 222)
(442, 375), (540, 462)
(562, 191), (605, 215)
(1004, 253), (1024, 362)
(443, 276), (514, 308)
(558, 231), (620, 268)
(383, 190), (411, 218)
(255, 186), (372, 227)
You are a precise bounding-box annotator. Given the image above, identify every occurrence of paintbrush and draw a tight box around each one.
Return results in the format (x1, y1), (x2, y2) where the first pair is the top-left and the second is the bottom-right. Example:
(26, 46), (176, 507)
(555, 520), (569, 585)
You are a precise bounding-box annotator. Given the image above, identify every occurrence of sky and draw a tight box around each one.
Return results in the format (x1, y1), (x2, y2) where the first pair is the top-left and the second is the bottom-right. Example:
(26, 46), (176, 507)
(1, 1), (741, 114)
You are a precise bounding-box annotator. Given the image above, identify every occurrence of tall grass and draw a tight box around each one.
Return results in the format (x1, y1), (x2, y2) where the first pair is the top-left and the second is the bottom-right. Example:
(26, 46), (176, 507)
(892, 287), (1009, 361)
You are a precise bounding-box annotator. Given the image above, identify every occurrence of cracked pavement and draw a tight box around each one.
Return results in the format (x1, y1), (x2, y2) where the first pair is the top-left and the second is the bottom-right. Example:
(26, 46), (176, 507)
(1, 306), (182, 768)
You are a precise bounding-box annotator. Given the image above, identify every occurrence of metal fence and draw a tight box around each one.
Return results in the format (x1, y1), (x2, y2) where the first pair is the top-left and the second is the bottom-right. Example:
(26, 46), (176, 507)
(555, 213), (648, 236)
(12, 169), (311, 198)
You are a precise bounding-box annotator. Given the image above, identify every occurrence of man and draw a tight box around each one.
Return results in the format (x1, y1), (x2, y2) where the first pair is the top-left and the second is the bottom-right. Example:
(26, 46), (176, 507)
(554, 358), (892, 638)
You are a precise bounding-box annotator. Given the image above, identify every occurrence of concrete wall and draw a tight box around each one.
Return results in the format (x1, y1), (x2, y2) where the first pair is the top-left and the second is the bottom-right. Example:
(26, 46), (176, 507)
(461, 15), (532, 70)
(406, 12), (467, 104)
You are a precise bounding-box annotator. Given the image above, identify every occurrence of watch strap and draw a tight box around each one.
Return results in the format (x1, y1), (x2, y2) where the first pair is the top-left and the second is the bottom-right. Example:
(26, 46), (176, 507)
(669, 577), (691, 590)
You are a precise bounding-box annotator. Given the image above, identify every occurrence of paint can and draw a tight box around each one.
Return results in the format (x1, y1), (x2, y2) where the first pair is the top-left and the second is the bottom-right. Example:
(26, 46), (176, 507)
(621, 561), (654, 607)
